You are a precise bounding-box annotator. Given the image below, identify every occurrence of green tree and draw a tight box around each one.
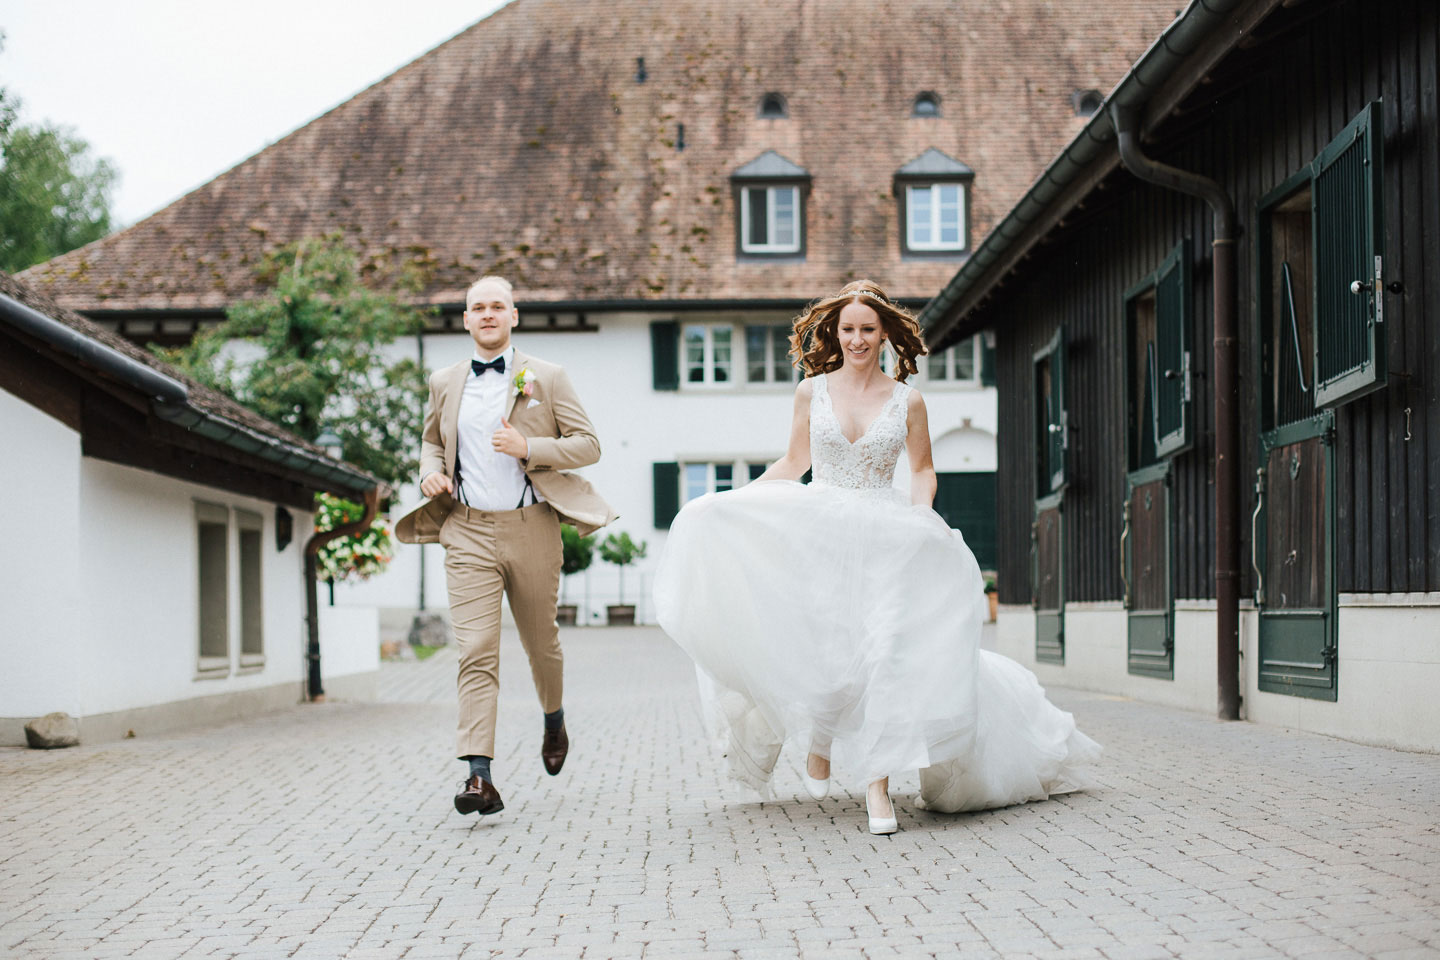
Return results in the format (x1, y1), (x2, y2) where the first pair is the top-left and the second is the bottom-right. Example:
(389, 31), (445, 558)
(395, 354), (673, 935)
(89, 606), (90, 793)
(0, 36), (118, 272)
(159, 233), (428, 488)
(598, 531), (648, 606)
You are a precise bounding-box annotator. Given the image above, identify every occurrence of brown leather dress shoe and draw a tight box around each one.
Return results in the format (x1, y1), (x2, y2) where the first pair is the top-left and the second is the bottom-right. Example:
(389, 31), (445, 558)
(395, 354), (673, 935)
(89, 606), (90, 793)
(454, 776), (504, 815)
(541, 723), (569, 776)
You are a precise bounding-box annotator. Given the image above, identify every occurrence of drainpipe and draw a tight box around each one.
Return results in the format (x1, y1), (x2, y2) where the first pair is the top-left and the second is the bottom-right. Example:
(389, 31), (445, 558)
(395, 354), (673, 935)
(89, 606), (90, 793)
(303, 485), (381, 701)
(1112, 103), (1241, 722)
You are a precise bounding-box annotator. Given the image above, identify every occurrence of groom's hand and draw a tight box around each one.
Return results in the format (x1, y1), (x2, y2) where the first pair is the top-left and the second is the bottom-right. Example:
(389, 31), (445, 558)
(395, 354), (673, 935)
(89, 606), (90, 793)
(420, 471), (453, 498)
(491, 418), (529, 460)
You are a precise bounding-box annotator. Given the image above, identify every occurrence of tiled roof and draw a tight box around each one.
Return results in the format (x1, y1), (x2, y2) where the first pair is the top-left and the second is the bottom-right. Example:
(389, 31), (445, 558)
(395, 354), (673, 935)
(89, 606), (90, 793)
(733, 150), (810, 180)
(0, 271), (347, 468)
(897, 148), (974, 178)
(22, 0), (1178, 312)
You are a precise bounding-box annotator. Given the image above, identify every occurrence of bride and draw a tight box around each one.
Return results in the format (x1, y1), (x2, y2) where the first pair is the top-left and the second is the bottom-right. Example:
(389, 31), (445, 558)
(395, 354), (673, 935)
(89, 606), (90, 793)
(653, 279), (1100, 834)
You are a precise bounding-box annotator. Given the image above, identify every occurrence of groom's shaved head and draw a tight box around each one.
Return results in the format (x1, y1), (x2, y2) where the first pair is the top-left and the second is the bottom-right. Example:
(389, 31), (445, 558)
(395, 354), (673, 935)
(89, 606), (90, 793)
(466, 275), (514, 310)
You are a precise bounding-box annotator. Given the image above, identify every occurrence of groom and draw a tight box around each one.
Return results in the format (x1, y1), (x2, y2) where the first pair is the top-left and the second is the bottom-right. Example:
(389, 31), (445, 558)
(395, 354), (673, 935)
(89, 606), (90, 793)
(396, 275), (615, 816)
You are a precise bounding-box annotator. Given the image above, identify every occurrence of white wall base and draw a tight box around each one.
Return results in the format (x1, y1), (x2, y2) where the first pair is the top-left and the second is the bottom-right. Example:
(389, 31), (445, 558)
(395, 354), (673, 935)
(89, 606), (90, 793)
(996, 599), (1440, 753)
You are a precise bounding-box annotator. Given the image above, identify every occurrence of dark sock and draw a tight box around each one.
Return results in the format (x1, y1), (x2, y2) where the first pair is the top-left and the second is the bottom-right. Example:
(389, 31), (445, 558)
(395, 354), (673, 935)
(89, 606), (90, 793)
(544, 707), (564, 732)
(463, 755), (492, 783)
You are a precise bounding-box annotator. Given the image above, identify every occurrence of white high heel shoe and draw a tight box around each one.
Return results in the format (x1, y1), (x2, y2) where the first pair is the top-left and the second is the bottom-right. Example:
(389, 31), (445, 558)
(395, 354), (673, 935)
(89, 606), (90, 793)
(802, 753), (829, 800)
(866, 781), (898, 835)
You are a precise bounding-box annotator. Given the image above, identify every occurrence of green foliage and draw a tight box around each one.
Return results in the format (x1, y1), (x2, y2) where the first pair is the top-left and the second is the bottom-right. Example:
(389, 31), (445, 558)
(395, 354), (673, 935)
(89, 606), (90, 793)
(599, 531), (647, 567)
(157, 233), (428, 487)
(314, 492), (394, 584)
(599, 531), (648, 606)
(560, 523), (597, 606)
(0, 39), (118, 272)
(561, 524), (596, 576)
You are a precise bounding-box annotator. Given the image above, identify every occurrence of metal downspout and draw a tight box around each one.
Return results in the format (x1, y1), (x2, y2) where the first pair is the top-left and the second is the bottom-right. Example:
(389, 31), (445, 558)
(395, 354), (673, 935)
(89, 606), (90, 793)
(302, 485), (381, 701)
(1112, 102), (1242, 722)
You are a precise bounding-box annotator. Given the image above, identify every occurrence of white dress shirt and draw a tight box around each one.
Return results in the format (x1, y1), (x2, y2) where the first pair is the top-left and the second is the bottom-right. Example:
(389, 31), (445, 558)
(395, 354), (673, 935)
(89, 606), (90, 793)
(452, 347), (543, 511)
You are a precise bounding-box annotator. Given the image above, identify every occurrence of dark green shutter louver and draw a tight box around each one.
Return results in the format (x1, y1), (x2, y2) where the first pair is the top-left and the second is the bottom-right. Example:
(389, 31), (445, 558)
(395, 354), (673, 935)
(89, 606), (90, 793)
(1153, 240), (1193, 456)
(1313, 101), (1385, 408)
(653, 462), (680, 528)
(979, 333), (997, 386)
(651, 320), (680, 391)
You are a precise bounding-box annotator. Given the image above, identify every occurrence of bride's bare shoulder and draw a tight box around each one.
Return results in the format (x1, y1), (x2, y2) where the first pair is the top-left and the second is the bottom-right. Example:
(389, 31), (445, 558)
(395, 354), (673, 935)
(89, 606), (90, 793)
(795, 376), (816, 399)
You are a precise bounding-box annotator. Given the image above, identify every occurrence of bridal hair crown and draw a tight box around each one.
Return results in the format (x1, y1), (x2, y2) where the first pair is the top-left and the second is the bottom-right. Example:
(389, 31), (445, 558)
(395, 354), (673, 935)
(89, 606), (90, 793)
(854, 288), (889, 304)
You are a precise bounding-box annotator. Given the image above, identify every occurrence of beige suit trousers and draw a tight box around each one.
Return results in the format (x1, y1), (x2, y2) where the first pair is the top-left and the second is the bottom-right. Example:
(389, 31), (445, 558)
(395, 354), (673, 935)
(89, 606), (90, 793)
(439, 501), (564, 759)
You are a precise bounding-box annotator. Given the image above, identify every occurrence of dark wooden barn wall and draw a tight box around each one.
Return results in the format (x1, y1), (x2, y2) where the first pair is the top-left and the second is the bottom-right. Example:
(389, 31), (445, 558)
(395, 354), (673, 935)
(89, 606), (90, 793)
(985, 0), (1438, 604)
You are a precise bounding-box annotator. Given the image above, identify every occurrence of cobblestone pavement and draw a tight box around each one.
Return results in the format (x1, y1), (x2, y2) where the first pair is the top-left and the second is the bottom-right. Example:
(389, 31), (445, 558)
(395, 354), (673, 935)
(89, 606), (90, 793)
(2, 626), (1439, 960)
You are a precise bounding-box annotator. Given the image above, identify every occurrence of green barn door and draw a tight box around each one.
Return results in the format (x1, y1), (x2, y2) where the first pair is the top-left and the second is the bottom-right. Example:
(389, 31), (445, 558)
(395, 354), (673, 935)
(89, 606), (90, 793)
(1252, 101), (1381, 701)
(1123, 467), (1173, 678)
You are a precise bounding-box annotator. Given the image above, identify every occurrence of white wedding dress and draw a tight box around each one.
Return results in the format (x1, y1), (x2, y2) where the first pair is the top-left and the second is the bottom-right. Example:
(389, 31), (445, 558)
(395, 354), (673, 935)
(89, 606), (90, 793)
(653, 373), (1101, 812)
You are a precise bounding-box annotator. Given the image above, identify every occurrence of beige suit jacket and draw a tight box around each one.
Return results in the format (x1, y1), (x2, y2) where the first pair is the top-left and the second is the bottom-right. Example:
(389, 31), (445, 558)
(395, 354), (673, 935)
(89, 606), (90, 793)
(394, 351), (617, 542)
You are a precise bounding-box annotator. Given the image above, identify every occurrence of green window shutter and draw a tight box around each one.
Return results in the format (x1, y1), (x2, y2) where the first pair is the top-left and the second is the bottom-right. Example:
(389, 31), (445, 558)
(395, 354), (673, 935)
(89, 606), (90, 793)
(651, 320), (680, 391)
(979, 332), (997, 386)
(653, 462), (680, 528)
(1312, 101), (1386, 408)
(1153, 239), (1193, 456)
(1034, 326), (1067, 495)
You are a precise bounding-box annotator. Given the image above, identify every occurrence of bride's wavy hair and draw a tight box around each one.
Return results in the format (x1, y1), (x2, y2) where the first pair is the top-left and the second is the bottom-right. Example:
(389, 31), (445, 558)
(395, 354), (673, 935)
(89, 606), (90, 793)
(789, 279), (929, 382)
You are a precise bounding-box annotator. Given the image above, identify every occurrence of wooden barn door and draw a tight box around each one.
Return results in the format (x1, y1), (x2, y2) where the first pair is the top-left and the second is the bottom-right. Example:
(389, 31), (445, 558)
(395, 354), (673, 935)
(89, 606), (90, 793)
(1121, 241), (1189, 680)
(1123, 467), (1173, 678)
(1255, 426), (1336, 698)
(1032, 328), (1066, 664)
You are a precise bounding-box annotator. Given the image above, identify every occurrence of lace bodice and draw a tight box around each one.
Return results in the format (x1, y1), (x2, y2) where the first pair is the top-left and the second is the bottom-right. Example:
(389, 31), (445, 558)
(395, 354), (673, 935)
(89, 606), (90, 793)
(809, 373), (912, 491)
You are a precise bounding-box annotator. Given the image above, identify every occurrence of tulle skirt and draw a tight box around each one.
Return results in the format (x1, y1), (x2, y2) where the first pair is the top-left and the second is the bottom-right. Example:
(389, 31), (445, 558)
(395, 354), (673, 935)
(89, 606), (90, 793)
(652, 479), (1100, 813)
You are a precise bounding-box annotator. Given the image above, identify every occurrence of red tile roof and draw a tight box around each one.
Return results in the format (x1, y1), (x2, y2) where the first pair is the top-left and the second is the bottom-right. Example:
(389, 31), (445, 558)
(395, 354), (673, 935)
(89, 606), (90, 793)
(23, 0), (1177, 312)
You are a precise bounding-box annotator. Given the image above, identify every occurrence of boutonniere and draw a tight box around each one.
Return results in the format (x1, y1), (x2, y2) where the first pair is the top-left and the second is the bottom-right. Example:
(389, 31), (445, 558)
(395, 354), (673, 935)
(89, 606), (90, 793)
(513, 367), (537, 398)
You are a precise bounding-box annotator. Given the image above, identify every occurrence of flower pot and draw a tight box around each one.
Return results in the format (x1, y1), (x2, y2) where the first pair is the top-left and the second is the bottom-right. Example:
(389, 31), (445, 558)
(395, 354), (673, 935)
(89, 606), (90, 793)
(606, 604), (636, 626)
(987, 592), (998, 623)
(555, 604), (579, 626)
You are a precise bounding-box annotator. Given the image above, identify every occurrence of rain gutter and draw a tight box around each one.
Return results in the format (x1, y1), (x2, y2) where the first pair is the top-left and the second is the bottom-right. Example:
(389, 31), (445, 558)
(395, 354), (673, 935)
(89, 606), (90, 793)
(917, 0), (1257, 344)
(1, 291), (375, 497)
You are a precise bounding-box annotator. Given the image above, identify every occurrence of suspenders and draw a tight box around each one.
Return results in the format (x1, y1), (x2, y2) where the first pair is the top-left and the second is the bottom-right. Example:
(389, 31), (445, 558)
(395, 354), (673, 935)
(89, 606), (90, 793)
(452, 448), (536, 509)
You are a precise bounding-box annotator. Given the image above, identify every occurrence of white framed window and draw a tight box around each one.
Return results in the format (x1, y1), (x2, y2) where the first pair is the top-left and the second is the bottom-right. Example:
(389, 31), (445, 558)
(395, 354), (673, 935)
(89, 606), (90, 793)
(906, 183), (966, 251)
(684, 323), (734, 385)
(236, 509), (264, 670)
(683, 462), (736, 502)
(740, 185), (801, 253)
(195, 501), (230, 676)
(926, 337), (980, 383)
(745, 324), (799, 384)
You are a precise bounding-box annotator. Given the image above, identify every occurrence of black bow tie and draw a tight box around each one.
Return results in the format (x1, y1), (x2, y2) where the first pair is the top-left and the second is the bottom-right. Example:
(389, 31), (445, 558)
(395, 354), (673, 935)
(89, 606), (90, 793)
(472, 356), (506, 376)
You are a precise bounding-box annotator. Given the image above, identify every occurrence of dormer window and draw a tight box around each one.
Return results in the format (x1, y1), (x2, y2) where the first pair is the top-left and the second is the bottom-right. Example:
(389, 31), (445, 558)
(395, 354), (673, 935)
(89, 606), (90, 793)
(758, 92), (788, 118)
(912, 92), (941, 117)
(731, 150), (810, 258)
(894, 148), (974, 255)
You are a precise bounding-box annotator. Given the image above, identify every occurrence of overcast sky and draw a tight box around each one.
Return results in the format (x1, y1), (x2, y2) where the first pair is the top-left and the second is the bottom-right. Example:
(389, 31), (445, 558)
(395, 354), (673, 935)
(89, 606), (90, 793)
(3, 1), (512, 227)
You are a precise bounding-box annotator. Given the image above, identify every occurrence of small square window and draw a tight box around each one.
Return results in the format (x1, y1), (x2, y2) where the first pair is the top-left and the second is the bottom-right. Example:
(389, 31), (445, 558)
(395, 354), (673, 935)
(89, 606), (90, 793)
(745, 324), (799, 384)
(740, 185), (802, 254)
(906, 183), (967, 252)
(684, 324), (735, 386)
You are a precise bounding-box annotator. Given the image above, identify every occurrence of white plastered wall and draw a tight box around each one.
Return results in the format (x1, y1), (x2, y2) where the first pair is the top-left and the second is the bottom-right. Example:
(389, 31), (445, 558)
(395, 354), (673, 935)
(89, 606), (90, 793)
(0, 388), (83, 717)
(75, 459), (314, 715)
(998, 598), (1440, 752)
(1242, 597), (1440, 753)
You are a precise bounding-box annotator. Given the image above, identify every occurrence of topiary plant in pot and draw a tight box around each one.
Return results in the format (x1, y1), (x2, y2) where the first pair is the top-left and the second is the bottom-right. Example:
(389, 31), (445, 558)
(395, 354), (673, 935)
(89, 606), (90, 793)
(558, 524), (595, 625)
(598, 531), (648, 626)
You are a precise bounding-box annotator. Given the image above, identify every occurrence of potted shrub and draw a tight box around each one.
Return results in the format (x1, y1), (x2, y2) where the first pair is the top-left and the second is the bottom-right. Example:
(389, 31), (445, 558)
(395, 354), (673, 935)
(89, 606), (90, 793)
(984, 576), (999, 623)
(598, 531), (648, 626)
(558, 524), (595, 626)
